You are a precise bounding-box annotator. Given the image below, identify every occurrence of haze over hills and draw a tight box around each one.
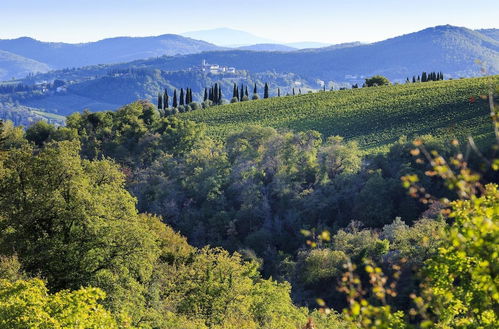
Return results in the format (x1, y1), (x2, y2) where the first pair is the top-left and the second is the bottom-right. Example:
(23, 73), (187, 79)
(477, 28), (499, 41)
(181, 28), (275, 47)
(110, 25), (497, 81)
(181, 27), (333, 49)
(0, 50), (50, 80)
(0, 34), (224, 78)
(236, 43), (298, 52)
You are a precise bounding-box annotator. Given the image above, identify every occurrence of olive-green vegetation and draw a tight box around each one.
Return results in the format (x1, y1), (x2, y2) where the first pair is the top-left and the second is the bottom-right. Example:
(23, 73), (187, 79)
(181, 76), (499, 153)
(0, 118), (342, 328)
(0, 79), (497, 328)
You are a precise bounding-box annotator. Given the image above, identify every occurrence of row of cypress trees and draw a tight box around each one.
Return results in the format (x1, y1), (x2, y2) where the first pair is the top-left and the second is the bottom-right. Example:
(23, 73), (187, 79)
(406, 71), (444, 83)
(157, 88), (194, 110)
(203, 83), (223, 105)
(158, 82), (280, 110)
(231, 83), (273, 102)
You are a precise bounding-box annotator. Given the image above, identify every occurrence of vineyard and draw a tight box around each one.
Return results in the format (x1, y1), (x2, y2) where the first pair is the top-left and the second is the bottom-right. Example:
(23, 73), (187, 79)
(181, 76), (499, 153)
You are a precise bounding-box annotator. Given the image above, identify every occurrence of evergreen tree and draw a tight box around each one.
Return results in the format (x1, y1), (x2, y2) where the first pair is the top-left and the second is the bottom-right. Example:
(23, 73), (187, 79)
(406, 77), (410, 84)
(157, 93), (163, 110)
(233, 83), (238, 99)
(277, 88), (281, 97)
(417, 75), (421, 82)
(209, 87), (213, 102)
(213, 84), (219, 104)
(412, 76), (416, 83)
(218, 84), (222, 104)
(299, 88), (302, 95)
(245, 86), (249, 97)
(240, 84), (244, 102)
(292, 88), (295, 96)
(422, 72), (427, 82)
(264, 83), (269, 99)
(253, 83), (257, 95)
(180, 88), (185, 106)
(173, 90), (178, 108)
(163, 89), (169, 109)
(204, 88), (208, 102)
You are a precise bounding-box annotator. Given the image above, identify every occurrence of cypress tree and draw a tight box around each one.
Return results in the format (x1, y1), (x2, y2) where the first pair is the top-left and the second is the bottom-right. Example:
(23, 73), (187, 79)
(233, 83), (238, 98)
(209, 87), (213, 102)
(417, 75), (421, 82)
(218, 84), (222, 104)
(240, 84), (244, 101)
(180, 88), (185, 106)
(213, 84), (219, 104)
(204, 88), (208, 101)
(245, 86), (249, 97)
(292, 88), (295, 96)
(422, 72), (427, 82)
(157, 93), (163, 109)
(298, 88), (302, 95)
(277, 88), (281, 97)
(163, 89), (169, 109)
(264, 83), (269, 99)
(173, 90), (178, 108)
(412, 76), (416, 83)
(253, 83), (257, 95)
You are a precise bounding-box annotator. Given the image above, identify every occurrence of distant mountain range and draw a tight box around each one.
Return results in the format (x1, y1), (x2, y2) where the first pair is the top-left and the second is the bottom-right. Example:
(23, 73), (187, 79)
(236, 44), (298, 52)
(181, 28), (275, 47)
(0, 25), (499, 83)
(117, 25), (498, 81)
(181, 28), (333, 49)
(0, 34), (224, 78)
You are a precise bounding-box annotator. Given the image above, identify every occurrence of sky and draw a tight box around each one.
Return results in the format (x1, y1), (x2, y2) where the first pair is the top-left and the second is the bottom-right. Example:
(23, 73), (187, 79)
(0, 0), (498, 44)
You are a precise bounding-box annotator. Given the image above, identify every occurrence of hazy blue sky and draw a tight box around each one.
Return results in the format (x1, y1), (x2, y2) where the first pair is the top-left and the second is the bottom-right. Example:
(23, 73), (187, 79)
(1, 0), (497, 43)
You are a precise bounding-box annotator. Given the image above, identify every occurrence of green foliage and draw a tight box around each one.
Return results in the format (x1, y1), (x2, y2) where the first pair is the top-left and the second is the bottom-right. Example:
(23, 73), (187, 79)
(423, 184), (498, 328)
(66, 101), (205, 165)
(298, 249), (348, 284)
(0, 278), (120, 328)
(0, 141), (163, 324)
(365, 75), (391, 87)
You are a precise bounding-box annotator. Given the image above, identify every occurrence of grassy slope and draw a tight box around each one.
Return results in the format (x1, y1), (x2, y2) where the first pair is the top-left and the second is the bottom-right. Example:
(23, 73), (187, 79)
(181, 76), (499, 153)
(32, 110), (66, 122)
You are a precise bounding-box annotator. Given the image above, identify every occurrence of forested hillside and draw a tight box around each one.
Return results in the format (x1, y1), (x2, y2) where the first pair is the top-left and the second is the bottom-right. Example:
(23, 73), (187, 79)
(1, 76), (497, 327)
(0, 69), (313, 116)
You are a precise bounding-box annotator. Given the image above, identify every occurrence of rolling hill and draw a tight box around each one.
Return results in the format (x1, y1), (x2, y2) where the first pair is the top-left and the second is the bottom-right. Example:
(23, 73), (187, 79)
(92, 25), (498, 82)
(477, 28), (499, 41)
(180, 76), (499, 153)
(2, 25), (497, 84)
(0, 34), (223, 74)
(181, 28), (275, 46)
(0, 50), (50, 80)
(236, 44), (298, 52)
(2, 69), (314, 116)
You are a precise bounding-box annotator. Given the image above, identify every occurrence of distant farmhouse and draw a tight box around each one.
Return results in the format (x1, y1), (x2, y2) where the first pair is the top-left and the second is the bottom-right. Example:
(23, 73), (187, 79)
(200, 60), (236, 74)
